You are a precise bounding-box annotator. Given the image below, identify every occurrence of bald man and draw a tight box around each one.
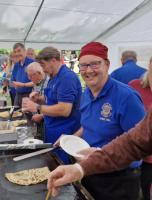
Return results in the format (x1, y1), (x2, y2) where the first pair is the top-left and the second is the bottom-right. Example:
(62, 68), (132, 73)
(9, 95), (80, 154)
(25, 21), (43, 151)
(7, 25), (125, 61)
(111, 50), (146, 84)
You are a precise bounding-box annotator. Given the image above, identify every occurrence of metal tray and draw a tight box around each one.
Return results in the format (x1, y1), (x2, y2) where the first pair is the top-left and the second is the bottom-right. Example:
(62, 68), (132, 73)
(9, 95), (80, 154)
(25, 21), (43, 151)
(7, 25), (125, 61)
(0, 152), (76, 200)
(0, 151), (94, 200)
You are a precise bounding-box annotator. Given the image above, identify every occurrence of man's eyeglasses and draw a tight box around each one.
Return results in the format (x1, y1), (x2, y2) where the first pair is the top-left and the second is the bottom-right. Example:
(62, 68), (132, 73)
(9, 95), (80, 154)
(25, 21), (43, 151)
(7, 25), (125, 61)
(78, 60), (102, 71)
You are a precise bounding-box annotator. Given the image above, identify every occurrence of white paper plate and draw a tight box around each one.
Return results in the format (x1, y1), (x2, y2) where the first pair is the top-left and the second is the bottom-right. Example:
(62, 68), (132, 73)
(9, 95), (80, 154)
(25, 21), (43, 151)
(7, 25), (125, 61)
(60, 135), (90, 158)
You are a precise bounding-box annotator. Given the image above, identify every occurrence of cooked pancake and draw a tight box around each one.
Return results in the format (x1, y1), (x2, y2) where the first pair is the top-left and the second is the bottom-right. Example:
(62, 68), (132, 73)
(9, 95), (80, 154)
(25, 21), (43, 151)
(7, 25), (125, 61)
(5, 167), (50, 186)
(12, 120), (27, 127)
(0, 111), (22, 118)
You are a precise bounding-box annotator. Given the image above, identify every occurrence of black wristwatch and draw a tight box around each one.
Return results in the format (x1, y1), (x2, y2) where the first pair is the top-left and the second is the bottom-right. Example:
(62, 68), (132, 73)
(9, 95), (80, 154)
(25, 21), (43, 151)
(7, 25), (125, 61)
(36, 104), (41, 114)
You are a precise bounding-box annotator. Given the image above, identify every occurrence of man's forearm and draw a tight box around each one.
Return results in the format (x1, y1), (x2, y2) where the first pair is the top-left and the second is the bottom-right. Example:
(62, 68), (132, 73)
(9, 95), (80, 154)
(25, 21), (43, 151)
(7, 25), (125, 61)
(74, 127), (83, 137)
(24, 82), (34, 87)
(40, 102), (72, 117)
(80, 108), (152, 176)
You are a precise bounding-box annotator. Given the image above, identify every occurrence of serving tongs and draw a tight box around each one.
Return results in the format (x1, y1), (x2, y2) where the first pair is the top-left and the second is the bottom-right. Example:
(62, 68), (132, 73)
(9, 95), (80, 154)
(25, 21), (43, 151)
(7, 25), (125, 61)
(6, 106), (16, 129)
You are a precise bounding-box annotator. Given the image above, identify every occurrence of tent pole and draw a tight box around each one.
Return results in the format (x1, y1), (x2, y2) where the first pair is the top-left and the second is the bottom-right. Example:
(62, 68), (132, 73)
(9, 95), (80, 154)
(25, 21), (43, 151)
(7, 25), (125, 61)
(23, 0), (45, 44)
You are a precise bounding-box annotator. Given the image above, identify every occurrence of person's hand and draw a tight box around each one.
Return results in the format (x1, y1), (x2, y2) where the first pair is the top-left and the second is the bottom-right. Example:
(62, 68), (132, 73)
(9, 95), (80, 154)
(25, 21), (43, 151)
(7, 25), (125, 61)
(22, 98), (37, 113)
(32, 114), (43, 123)
(29, 91), (40, 102)
(53, 134), (65, 147)
(47, 164), (83, 197)
(12, 81), (24, 88)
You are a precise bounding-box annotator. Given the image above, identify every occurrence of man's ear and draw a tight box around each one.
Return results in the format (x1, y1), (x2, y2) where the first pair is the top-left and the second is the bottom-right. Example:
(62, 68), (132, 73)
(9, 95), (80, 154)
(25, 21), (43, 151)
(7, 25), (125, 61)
(105, 59), (110, 68)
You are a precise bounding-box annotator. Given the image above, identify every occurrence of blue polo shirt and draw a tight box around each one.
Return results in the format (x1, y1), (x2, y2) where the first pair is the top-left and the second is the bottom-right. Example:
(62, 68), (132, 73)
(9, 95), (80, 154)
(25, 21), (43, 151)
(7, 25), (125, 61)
(11, 57), (34, 93)
(81, 77), (145, 168)
(111, 60), (146, 84)
(44, 65), (82, 143)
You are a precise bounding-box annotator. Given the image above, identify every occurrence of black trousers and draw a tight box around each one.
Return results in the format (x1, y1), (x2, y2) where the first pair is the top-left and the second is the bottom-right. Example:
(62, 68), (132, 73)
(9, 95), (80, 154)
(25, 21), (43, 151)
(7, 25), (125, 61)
(141, 162), (152, 200)
(82, 169), (140, 200)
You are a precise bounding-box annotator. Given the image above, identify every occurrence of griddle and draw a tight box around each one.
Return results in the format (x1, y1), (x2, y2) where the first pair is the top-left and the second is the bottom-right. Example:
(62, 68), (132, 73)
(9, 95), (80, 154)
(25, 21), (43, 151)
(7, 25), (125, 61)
(0, 151), (94, 200)
(0, 110), (37, 144)
(0, 105), (21, 115)
(0, 112), (25, 122)
(0, 106), (19, 112)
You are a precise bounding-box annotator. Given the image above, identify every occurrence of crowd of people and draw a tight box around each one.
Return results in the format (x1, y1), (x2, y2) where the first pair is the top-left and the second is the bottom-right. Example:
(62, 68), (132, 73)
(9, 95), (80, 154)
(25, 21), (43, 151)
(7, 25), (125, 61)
(0, 41), (152, 200)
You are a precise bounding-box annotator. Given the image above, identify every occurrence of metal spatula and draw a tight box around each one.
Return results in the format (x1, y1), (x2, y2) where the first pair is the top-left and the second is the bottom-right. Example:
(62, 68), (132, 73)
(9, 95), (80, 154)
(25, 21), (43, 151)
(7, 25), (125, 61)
(13, 147), (57, 161)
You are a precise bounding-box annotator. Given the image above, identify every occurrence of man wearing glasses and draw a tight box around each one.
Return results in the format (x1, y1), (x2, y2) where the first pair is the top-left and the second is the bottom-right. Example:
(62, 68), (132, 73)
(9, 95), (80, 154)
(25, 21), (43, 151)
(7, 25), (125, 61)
(56, 42), (145, 200)
(48, 107), (152, 198)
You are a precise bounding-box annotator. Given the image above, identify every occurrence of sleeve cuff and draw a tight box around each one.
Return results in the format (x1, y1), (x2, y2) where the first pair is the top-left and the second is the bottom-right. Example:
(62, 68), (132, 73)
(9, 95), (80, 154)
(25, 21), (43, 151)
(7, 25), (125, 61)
(74, 163), (84, 179)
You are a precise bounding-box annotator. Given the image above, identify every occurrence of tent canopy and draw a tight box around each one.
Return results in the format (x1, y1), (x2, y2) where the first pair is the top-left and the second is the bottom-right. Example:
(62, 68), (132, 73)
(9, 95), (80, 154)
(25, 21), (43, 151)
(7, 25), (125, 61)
(0, 0), (151, 50)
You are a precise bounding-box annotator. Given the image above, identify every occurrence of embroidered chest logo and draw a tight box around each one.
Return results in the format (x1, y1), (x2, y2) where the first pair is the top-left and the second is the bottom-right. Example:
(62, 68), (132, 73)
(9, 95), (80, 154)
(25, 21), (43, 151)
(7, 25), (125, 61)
(100, 103), (112, 121)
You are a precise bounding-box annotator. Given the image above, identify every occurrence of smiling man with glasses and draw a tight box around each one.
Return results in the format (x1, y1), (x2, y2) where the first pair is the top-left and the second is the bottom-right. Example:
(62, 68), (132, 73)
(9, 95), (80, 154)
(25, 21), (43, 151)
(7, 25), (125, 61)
(52, 42), (145, 200)
(79, 60), (103, 71)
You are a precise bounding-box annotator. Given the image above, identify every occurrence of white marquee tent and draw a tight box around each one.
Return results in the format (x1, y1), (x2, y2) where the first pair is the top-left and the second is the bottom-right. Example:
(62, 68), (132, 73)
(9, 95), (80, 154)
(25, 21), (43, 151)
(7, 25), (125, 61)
(0, 0), (152, 71)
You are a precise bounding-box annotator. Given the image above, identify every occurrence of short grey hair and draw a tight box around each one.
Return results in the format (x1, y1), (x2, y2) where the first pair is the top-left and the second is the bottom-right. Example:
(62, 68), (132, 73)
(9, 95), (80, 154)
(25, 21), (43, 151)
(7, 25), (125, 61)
(121, 50), (137, 64)
(26, 62), (44, 75)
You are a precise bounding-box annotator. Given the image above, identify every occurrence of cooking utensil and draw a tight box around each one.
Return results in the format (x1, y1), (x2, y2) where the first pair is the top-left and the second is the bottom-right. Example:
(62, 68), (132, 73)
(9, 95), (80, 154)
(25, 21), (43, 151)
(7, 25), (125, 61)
(7, 106), (16, 129)
(0, 152), (77, 200)
(13, 147), (56, 161)
(45, 191), (51, 200)
(9, 106), (16, 118)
